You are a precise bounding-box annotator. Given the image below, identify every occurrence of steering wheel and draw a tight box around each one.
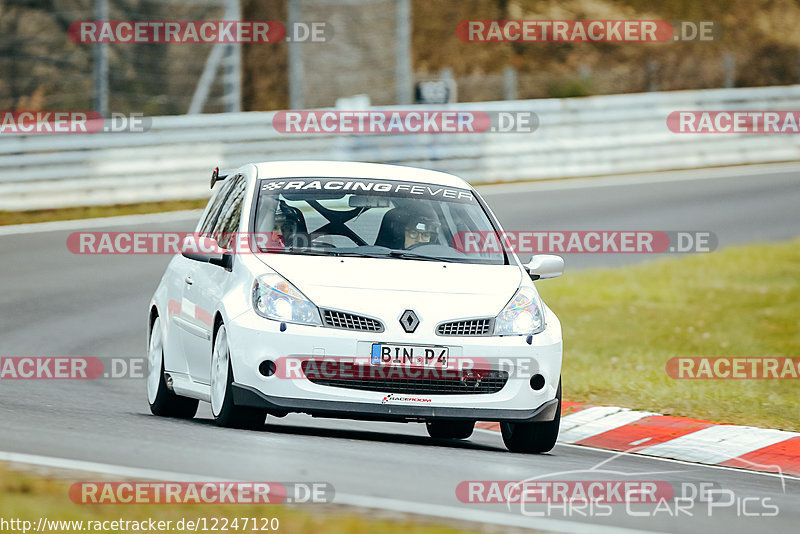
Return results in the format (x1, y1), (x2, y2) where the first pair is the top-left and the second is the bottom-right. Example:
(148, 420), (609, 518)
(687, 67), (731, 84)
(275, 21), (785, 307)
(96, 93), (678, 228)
(404, 242), (430, 251)
(310, 233), (359, 248)
(310, 237), (337, 248)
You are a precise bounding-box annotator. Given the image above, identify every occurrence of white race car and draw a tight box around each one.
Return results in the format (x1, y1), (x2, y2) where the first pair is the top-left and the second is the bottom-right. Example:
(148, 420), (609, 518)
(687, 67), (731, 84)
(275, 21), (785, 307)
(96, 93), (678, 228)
(147, 161), (564, 453)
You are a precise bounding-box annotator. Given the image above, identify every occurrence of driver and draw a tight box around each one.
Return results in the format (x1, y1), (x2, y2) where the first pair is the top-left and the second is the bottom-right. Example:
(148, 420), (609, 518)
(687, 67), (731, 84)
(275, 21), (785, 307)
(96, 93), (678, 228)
(403, 213), (440, 249)
(258, 200), (307, 249)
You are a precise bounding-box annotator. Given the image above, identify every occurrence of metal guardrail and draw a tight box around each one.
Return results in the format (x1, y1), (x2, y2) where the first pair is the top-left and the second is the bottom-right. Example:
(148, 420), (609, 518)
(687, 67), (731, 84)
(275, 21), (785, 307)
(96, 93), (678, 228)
(2, 85), (800, 210)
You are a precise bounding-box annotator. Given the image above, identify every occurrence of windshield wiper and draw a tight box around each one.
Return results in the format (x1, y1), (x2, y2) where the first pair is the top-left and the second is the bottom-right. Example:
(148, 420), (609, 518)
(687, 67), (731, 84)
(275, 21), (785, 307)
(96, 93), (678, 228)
(328, 251), (388, 258)
(386, 250), (458, 262)
(261, 246), (461, 262)
(263, 246), (384, 258)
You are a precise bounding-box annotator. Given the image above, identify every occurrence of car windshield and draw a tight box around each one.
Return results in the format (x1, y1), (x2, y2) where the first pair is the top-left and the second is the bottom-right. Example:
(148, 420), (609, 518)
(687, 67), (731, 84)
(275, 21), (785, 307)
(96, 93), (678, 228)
(252, 177), (506, 265)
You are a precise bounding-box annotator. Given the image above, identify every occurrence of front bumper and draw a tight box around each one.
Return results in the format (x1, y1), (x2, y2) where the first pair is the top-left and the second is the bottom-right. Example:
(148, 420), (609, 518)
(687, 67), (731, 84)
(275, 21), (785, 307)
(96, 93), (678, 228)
(225, 307), (563, 421)
(233, 382), (560, 423)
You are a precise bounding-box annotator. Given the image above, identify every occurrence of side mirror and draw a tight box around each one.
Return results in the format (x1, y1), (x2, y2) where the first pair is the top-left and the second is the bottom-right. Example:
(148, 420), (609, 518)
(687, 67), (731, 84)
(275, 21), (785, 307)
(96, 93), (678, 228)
(524, 254), (564, 280)
(181, 235), (233, 270)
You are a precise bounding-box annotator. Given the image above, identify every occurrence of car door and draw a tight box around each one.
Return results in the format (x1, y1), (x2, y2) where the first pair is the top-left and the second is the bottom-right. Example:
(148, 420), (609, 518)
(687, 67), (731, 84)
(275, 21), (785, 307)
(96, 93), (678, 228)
(174, 177), (237, 383)
(183, 175), (247, 384)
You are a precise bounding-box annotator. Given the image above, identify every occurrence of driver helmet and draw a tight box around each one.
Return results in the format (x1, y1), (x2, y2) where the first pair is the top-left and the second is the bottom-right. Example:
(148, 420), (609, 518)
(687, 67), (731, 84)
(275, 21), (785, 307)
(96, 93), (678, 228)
(274, 200), (300, 234)
(271, 200), (308, 248)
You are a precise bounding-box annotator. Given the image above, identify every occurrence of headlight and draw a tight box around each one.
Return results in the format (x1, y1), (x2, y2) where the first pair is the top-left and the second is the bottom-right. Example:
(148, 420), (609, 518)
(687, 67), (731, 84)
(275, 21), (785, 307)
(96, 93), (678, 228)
(494, 286), (545, 336)
(252, 273), (322, 326)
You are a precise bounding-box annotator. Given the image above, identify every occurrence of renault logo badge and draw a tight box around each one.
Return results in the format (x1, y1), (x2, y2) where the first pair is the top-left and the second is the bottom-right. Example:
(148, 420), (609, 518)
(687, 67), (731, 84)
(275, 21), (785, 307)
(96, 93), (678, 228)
(399, 310), (419, 333)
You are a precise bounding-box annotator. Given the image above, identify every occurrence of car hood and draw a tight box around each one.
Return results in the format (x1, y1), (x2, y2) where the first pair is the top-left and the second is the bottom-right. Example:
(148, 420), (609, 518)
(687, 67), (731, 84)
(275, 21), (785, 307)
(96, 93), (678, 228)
(255, 254), (523, 328)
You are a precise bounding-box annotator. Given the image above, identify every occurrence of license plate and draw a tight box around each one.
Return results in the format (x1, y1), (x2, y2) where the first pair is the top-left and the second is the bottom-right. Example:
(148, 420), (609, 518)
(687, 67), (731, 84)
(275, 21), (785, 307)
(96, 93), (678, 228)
(371, 343), (449, 369)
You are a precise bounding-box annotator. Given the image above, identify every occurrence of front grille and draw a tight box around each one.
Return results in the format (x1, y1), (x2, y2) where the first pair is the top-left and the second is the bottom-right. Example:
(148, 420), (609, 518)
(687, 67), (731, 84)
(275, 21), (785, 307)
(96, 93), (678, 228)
(437, 318), (492, 336)
(301, 361), (508, 395)
(322, 309), (384, 332)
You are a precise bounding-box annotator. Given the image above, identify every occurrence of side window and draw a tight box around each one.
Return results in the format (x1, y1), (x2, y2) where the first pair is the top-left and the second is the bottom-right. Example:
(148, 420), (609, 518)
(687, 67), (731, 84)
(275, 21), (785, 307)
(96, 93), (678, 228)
(212, 176), (247, 249)
(198, 178), (236, 235)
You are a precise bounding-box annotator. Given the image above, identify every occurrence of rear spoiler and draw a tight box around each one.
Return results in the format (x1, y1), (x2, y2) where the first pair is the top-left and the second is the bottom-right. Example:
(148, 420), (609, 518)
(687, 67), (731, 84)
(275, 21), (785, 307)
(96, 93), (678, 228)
(210, 167), (235, 189)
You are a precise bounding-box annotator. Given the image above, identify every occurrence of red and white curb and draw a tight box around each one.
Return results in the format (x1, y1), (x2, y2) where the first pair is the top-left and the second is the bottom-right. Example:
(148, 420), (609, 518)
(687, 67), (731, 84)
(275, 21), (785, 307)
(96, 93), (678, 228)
(478, 402), (800, 477)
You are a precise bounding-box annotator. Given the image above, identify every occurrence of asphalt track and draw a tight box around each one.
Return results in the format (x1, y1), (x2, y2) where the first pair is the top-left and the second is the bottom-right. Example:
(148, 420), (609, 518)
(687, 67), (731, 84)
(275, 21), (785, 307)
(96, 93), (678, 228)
(1, 164), (799, 533)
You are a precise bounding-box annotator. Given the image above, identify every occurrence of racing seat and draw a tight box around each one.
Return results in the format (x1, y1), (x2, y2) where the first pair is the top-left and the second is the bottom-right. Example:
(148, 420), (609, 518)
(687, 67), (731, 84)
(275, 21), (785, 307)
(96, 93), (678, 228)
(254, 199), (309, 248)
(374, 208), (407, 249)
(278, 202), (309, 247)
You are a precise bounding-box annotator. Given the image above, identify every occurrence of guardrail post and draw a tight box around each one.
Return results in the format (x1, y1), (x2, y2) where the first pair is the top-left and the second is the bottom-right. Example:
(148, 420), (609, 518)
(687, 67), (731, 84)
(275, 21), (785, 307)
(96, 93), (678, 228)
(288, 0), (304, 109)
(504, 66), (517, 101)
(396, 0), (413, 105)
(93, 0), (109, 117)
(222, 0), (242, 113)
(723, 53), (736, 88)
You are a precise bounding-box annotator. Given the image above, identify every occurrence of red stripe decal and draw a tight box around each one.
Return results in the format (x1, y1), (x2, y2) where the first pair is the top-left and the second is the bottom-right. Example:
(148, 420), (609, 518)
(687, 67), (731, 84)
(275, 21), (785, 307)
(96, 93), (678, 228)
(167, 299), (181, 316)
(195, 306), (214, 327)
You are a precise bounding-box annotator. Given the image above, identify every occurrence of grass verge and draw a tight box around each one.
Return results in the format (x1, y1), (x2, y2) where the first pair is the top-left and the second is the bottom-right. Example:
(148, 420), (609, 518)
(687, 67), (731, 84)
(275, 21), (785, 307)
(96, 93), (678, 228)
(0, 464), (477, 534)
(0, 199), (208, 226)
(538, 238), (800, 432)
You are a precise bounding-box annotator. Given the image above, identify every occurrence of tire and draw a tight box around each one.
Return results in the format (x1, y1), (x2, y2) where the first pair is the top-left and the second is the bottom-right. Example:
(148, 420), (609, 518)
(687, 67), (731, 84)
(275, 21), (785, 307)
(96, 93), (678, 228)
(426, 420), (475, 439)
(501, 379), (561, 454)
(147, 316), (199, 419)
(210, 323), (267, 429)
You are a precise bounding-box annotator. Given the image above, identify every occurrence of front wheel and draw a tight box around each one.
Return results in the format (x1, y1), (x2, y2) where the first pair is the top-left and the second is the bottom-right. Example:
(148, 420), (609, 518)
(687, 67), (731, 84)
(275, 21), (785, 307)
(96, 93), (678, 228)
(147, 316), (198, 418)
(426, 420), (475, 439)
(501, 380), (561, 453)
(210, 324), (267, 429)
